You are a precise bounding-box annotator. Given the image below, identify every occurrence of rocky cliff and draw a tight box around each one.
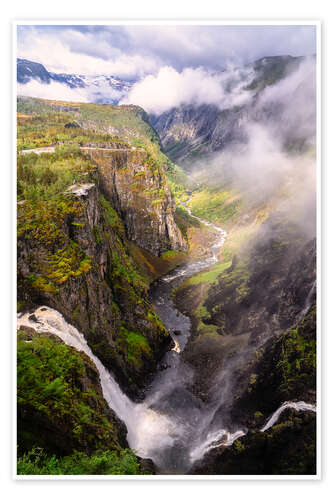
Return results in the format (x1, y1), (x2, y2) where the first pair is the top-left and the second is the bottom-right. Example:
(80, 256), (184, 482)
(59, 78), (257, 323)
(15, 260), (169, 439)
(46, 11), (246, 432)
(190, 410), (316, 475)
(82, 147), (187, 256)
(175, 209), (316, 474)
(17, 146), (186, 397)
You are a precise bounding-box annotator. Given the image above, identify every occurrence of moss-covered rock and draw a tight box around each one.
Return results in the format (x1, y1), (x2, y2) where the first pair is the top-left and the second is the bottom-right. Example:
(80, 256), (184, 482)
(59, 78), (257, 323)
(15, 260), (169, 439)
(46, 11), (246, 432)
(190, 411), (316, 475)
(230, 306), (316, 427)
(17, 152), (171, 397)
(17, 328), (127, 456)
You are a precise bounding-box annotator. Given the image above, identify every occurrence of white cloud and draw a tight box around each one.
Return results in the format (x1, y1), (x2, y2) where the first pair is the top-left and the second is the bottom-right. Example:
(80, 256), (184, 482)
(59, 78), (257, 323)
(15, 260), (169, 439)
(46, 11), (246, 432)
(17, 25), (316, 82)
(17, 28), (159, 78)
(17, 78), (128, 104)
(17, 80), (89, 102)
(121, 66), (253, 114)
(257, 58), (316, 145)
(123, 25), (316, 72)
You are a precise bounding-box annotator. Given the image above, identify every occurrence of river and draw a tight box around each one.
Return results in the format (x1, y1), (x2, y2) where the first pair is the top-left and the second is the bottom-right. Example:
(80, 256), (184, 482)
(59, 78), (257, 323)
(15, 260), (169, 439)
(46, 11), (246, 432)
(16, 200), (316, 474)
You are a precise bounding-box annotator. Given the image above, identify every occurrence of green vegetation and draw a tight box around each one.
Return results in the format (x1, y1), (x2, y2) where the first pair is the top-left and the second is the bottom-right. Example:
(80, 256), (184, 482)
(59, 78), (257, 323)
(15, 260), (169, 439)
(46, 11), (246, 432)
(189, 188), (242, 226)
(161, 250), (182, 260)
(17, 330), (123, 454)
(17, 98), (126, 150)
(17, 448), (149, 475)
(208, 412), (316, 475)
(151, 199), (164, 206)
(18, 97), (158, 158)
(174, 204), (201, 238)
(17, 146), (95, 202)
(147, 310), (165, 331)
(237, 306), (316, 420)
(17, 97), (195, 207)
(165, 163), (192, 203)
(185, 261), (232, 286)
(99, 195), (124, 235)
(18, 180), (92, 293)
(110, 241), (149, 292)
(116, 326), (151, 368)
(277, 309), (316, 397)
(18, 152), (93, 293)
(220, 226), (257, 264)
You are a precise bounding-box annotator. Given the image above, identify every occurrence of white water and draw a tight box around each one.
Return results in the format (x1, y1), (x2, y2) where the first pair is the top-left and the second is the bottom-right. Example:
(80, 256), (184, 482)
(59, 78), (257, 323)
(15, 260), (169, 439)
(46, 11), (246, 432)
(260, 401), (316, 433)
(17, 306), (316, 471)
(17, 307), (181, 459)
(16, 199), (316, 472)
(161, 200), (227, 283)
(189, 429), (246, 463)
(294, 280), (317, 327)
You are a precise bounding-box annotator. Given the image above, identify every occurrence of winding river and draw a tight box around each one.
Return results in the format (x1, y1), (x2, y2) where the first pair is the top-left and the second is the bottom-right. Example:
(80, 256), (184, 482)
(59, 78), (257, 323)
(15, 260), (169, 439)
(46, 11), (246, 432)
(17, 200), (316, 474)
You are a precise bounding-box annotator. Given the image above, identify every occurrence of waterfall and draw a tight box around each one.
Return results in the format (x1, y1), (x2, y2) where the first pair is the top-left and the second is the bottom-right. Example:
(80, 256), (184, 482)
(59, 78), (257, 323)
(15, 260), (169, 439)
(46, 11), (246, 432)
(17, 306), (181, 460)
(16, 197), (316, 472)
(260, 401), (316, 433)
(189, 429), (246, 463)
(17, 307), (317, 471)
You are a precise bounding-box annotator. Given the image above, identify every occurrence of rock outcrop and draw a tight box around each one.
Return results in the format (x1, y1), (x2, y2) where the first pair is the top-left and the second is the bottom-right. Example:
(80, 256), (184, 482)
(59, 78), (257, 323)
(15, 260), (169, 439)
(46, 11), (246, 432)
(174, 208), (316, 430)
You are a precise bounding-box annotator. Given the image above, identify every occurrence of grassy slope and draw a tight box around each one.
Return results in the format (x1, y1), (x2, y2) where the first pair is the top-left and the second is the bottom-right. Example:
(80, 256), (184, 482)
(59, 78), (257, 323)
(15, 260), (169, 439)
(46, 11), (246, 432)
(17, 96), (192, 205)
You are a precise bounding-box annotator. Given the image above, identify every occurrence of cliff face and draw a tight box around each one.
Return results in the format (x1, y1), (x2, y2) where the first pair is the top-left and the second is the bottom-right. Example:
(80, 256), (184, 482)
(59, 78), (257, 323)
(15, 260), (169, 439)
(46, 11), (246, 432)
(17, 147), (187, 397)
(82, 147), (187, 256)
(188, 306), (316, 476)
(177, 214), (316, 475)
(151, 104), (246, 167)
(204, 219), (316, 343)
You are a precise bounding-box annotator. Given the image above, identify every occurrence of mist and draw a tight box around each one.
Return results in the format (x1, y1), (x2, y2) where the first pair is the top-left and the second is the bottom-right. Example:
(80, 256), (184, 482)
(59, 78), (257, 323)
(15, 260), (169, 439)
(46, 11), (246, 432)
(187, 58), (316, 238)
(17, 79), (124, 104)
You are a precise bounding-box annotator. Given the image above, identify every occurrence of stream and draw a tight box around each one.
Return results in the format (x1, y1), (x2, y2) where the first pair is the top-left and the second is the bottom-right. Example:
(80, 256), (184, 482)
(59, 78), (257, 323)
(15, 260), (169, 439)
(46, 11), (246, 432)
(17, 201), (316, 474)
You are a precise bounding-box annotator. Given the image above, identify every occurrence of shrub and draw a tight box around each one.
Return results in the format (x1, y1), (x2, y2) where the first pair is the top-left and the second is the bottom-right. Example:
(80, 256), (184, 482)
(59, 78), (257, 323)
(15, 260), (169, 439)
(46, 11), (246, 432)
(17, 448), (149, 475)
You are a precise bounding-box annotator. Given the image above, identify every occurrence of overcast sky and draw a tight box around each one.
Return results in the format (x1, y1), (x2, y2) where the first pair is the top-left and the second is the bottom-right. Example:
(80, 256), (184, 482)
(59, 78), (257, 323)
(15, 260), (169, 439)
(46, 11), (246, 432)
(17, 24), (316, 78)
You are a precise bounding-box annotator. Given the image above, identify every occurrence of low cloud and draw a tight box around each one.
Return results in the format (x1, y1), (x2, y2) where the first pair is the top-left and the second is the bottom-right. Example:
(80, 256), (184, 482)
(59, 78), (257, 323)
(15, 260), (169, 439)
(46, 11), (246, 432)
(257, 57), (316, 145)
(188, 59), (316, 237)
(17, 80), (89, 102)
(17, 79), (124, 104)
(121, 66), (254, 114)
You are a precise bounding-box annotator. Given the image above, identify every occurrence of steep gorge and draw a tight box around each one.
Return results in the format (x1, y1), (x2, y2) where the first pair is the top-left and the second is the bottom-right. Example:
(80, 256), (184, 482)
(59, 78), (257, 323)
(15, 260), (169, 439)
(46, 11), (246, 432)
(16, 89), (317, 475)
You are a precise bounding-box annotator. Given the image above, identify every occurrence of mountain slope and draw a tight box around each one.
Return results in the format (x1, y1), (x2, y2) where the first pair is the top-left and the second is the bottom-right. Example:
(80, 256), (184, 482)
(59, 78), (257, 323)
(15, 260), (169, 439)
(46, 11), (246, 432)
(150, 55), (315, 168)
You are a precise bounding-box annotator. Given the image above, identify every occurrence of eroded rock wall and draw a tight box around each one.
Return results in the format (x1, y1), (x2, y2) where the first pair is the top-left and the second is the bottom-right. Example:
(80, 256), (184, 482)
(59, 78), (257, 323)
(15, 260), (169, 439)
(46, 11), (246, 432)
(17, 178), (171, 398)
(82, 147), (187, 256)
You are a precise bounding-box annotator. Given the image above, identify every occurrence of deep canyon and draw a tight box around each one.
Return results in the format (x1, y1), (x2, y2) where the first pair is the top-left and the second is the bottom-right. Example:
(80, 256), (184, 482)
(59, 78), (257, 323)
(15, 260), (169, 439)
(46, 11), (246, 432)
(16, 54), (317, 476)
